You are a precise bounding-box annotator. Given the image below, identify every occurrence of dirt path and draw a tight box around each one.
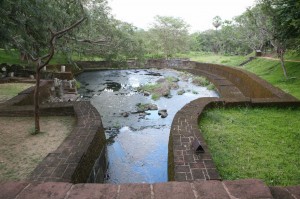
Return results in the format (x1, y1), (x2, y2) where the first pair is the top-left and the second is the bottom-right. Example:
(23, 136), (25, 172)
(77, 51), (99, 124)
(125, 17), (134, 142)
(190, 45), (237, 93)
(260, 56), (300, 63)
(0, 116), (75, 181)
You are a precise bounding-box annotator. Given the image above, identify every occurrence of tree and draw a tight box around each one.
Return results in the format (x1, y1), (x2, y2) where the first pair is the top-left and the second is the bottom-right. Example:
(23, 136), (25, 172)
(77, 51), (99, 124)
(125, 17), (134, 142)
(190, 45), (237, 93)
(148, 16), (190, 58)
(212, 16), (222, 30)
(31, 18), (85, 133)
(259, 0), (300, 78)
(234, 8), (268, 53)
(66, 0), (144, 62)
(0, 0), (86, 133)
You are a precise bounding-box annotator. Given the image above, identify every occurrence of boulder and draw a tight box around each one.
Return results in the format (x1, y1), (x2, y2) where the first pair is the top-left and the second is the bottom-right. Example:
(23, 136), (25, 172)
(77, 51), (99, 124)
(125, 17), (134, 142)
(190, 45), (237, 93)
(158, 109), (168, 118)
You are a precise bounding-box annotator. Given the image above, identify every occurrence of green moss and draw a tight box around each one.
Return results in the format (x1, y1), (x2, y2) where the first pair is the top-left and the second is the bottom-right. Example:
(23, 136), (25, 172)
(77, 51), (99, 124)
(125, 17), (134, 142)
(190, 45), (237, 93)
(151, 94), (159, 101)
(177, 89), (185, 95)
(138, 77), (179, 100)
(199, 106), (300, 186)
(192, 76), (210, 86)
(207, 83), (216, 91)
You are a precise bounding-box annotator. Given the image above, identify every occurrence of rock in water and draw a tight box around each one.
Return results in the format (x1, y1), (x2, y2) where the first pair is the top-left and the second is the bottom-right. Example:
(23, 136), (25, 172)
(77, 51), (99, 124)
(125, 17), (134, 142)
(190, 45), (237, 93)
(158, 109), (168, 118)
(121, 112), (129, 117)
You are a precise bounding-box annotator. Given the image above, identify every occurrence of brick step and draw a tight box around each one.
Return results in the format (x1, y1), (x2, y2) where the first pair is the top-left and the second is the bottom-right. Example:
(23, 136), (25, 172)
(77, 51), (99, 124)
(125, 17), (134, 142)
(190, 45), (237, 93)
(0, 179), (279, 199)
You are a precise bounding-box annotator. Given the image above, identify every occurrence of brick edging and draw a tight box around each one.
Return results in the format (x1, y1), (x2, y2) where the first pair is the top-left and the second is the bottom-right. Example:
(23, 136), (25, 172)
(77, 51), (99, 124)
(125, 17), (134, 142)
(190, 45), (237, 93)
(28, 102), (106, 183)
(168, 63), (300, 182)
(0, 101), (105, 183)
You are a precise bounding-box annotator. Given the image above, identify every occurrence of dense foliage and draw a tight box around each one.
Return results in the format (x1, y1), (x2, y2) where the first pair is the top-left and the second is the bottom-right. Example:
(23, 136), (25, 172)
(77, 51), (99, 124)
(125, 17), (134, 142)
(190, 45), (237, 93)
(0, 0), (299, 64)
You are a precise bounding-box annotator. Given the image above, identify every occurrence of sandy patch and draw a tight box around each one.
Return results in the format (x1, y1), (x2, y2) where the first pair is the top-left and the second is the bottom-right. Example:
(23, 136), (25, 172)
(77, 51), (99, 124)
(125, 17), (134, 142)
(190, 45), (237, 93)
(0, 116), (75, 181)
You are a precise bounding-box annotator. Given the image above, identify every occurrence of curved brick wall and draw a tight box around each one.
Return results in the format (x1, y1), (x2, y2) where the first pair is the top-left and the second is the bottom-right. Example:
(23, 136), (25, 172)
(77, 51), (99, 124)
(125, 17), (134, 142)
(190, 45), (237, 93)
(1, 59), (299, 184)
(192, 62), (297, 100)
(167, 61), (300, 182)
(0, 101), (106, 183)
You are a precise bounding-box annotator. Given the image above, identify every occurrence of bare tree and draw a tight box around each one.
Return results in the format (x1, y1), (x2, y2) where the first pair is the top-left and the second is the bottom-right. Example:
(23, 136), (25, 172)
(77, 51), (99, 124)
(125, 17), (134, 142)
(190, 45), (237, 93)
(31, 17), (85, 134)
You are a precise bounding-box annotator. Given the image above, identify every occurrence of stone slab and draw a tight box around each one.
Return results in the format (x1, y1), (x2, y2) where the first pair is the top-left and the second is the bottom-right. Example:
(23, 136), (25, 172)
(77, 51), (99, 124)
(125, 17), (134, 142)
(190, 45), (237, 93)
(193, 180), (230, 199)
(0, 181), (29, 199)
(17, 182), (72, 199)
(286, 186), (300, 199)
(66, 184), (118, 199)
(119, 183), (151, 199)
(270, 186), (294, 199)
(153, 182), (195, 199)
(223, 179), (273, 199)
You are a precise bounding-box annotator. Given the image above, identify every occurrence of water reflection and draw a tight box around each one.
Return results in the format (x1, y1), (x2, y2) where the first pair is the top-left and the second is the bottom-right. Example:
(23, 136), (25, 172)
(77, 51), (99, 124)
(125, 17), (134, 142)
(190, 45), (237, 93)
(77, 69), (219, 184)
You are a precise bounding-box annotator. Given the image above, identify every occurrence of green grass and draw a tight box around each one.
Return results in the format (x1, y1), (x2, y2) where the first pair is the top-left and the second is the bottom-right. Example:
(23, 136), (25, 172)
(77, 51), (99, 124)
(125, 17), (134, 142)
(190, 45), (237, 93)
(138, 76), (179, 100)
(0, 83), (34, 103)
(0, 49), (68, 65)
(244, 58), (300, 99)
(183, 51), (300, 99)
(179, 52), (248, 67)
(199, 106), (300, 186)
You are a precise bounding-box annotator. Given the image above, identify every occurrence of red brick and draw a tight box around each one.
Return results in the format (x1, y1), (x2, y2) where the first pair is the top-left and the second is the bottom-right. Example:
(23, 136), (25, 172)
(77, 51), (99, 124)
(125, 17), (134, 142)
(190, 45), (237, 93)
(193, 181), (230, 199)
(175, 172), (187, 181)
(153, 182), (195, 199)
(119, 183), (151, 199)
(223, 179), (273, 199)
(17, 182), (72, 199)
(66, 184), (118, 199)
(269, 186), (294, 199)
(190, 162), (205, 169)
(206, 169), (221, 180)
(286, 186), (300, 198)
(175, 165), (190, 173)
(0, 181), (29, 199)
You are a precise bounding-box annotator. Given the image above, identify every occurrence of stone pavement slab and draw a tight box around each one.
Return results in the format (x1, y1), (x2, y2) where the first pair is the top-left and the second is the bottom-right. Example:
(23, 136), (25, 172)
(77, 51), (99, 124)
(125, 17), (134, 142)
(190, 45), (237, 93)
(1, 177), (299, 199)
(17, 182), (72, 199)
(0, 181), (29, 199)
(119, 183), (151, 199)
(223, 179), (273, 199)
(153, 182), (195, 199)
(66, 183), (118, 199)
(193, 181), (230, 199)
(270, 186), (295, 199)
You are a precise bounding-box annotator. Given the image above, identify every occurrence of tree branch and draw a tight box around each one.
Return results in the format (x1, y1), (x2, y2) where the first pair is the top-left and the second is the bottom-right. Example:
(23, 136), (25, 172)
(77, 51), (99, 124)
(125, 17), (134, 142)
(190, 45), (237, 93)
(37, 17), (86, 71)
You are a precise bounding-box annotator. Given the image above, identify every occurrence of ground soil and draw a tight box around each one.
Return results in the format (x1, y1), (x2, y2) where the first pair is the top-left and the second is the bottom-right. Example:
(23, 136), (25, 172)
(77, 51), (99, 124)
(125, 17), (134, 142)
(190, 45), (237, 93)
(0, 116), (75, 182)
(0, 83), (34, 103)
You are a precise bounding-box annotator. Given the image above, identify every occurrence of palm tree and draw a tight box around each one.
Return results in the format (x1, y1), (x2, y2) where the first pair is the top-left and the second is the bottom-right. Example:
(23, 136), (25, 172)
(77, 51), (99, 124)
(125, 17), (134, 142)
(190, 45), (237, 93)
(212, 16), (222, 30)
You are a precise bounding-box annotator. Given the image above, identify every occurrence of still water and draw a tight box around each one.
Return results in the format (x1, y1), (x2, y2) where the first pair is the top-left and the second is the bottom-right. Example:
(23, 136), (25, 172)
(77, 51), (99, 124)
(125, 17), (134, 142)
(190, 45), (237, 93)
(77, 69), (218, 184)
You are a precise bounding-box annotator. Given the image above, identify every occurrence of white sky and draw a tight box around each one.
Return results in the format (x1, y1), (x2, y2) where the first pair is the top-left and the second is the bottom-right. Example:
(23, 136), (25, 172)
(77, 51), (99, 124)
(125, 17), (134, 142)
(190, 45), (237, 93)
(108, 0), (256, 32)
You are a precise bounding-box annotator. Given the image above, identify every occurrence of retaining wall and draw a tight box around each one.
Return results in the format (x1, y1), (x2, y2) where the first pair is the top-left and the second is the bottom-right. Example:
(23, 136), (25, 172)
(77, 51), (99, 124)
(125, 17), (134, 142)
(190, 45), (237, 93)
(0, 101), (106, 183)
(1, 59), (299, 185)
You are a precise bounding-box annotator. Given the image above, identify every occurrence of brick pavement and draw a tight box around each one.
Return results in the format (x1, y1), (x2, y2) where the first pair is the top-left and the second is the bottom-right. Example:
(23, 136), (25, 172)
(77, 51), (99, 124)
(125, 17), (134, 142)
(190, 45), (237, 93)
(0, 179), (281, 199)
(1, 60), (300, 198)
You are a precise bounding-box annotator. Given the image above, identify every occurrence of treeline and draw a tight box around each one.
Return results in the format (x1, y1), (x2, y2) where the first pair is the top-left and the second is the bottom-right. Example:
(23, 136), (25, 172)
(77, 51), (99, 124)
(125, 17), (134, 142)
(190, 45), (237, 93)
(0, 0), (144, 62)
(1, 0), (299, 71)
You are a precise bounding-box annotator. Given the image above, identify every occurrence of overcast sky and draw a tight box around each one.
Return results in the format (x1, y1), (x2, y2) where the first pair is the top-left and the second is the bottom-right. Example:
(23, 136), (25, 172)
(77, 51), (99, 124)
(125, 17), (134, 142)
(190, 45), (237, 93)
(108, 0), (256, 32)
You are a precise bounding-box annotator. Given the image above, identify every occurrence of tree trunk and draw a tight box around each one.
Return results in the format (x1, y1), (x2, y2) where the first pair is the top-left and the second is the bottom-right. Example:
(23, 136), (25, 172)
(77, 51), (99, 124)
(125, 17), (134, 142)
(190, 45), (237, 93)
(278, 49), (288, 79)
(34, 64), (41, 133)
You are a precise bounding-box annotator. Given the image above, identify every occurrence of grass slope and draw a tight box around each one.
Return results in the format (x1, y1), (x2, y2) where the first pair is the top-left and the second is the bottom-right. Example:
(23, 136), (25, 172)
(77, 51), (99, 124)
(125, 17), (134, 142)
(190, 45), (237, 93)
(186, 52), (300, 99)
(0, 49), (68, 65)
(244, 58), (300, 99)
(0, 83), (34, 103)
(200, 107), (300, 186)
(181, 52), (249, 67)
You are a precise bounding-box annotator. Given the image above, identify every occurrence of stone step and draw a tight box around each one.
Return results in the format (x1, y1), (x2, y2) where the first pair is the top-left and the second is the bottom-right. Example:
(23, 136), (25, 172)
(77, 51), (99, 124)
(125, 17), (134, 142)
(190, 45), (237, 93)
(0, 179), (278, 199)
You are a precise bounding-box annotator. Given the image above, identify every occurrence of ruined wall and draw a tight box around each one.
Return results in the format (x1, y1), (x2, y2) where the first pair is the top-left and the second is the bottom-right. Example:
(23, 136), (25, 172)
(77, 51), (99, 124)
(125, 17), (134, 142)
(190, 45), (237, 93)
(193, 62), (296, 100)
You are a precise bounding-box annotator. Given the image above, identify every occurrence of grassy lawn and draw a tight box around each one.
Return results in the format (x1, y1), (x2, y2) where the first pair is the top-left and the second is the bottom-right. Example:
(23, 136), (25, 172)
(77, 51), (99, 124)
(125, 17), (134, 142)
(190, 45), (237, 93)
(0, 83), (34, 103)
(244, 58), (300, 99)
(180, 51), (249, 67)
(0, 49), (68, 65)
(199, 106), (300, 186)
(185, 52), (300, 99)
